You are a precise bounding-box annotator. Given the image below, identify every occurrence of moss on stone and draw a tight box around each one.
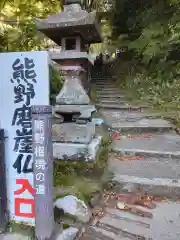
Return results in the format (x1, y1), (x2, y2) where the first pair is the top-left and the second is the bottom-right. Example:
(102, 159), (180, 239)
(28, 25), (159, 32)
(53, 133), (111, 204)
(62, 223), (70, 229)
(53, 139), (110, 183)
(90, 87), (97, 102)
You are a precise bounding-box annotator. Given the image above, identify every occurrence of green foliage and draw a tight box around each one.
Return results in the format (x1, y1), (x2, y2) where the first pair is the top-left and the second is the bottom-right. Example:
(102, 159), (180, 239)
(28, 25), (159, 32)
(110, 0), (180, 126)
(53, 135), (111, 202)
(90, 87), (97, 102)
(53, 137), (110, 187)
(0, 0), (61, 52)
(8, 221), (34, 239)
(49, 65), (64, 104)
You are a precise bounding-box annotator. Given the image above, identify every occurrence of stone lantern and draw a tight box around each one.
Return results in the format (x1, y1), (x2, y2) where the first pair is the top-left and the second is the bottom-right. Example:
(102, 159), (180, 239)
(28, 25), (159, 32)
(34, 0), (102, 160)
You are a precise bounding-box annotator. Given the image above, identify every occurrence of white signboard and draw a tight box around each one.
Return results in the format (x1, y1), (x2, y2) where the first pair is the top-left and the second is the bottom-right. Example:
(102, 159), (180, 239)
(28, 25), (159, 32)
(0, 51), (50, 225)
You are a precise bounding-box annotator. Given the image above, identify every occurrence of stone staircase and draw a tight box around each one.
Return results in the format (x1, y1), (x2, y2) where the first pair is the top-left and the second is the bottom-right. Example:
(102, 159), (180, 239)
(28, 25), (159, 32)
(80, 76), (180, 240)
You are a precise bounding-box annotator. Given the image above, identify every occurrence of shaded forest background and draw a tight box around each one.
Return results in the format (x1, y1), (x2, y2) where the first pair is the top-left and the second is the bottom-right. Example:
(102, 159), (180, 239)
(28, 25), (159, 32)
(110, 0), (180, 125)
(1, 0), (180, 123)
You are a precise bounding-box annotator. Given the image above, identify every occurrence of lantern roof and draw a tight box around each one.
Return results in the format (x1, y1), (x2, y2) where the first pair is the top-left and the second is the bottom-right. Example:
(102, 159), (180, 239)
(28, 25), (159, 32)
(33, 3), (102, 45)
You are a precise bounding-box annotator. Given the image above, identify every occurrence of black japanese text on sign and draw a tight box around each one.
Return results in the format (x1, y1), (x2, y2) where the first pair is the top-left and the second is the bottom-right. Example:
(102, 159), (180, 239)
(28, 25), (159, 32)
(11, 57), (37, 174)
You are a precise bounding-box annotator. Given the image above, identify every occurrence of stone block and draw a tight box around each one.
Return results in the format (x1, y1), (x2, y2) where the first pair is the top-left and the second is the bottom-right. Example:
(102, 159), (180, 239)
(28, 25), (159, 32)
(53, 136), (102, 161)
(112, 133), (180, 157)
(54, 105), (96, 121)
(52, 122), (95, 144)
(56, 76), (90, 105)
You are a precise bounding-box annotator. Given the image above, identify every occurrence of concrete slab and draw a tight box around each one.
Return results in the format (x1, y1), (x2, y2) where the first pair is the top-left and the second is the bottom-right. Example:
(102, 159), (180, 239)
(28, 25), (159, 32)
(83, 202), (180, 240)
(100, 203), (180, 240)
(101, 110), (150, 120)
(96, 89), (118, 93)
(109, 155), (180, 179)
(96, 103), (143, 110)
(100, 214), (151, 238)
(101, 109), (168, 120)
(110, 154), (180, 197)
(52, 122), (95, 144)
(95, 87), (118, 91)
(93, 84), (113, 88)
(104, 117), (174, 133)
(93, 81), (110, 83)
(82, 77), (180, 240)
(93, 80), (110, 83)
(112, 173), (180, 198)
(92, 81), (112, 84)
(53, 135), (102, 161)
(99, 99), (126, 104)
(96, 93), (125, 98)
(96, 89), (120, 94)
(112, 133), (180, 158)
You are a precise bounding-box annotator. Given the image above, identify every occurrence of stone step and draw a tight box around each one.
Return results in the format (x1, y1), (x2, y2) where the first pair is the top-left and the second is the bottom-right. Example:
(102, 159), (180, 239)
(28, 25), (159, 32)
(99, 99), (126, 105)
(92, 78), (110, 80)
(96, 93), (125, 97)
(96, 85), (120, 90)
(106, 208), (151, 225)
(100, 109), (166, 120)
(92, 82), (114, 85)
(94, 83), (112, 86)
(111, 173), (180, 199)
(98, 100), (149, 108)
(96, 90), (121, 94)
(84, 226), (127, 239)
(109, 155), (180, 198)
(93, 81), (112, 84)
(92, 81), (113, 84)
(82, 200), (180, 240)
(97, 95), (125, 99)
(94, 85), (116, 88)
(109, 121), (173, 133)
(94, 83), (115, 86)
(102, 204), (180, 240)
(92, 80), (110, 83)
(98, 210), (151, 239)
(102, 111), (174, 133)
(94, 83), (112, 87)
(112, 133), (180, 158)
(96, 103), (144, 111)
(95, 87), (118, 91)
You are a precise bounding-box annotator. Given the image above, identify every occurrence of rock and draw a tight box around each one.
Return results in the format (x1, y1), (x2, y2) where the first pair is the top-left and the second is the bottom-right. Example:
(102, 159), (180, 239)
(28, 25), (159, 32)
(56, 227), (79, 240)
(54, 195), (91, 223)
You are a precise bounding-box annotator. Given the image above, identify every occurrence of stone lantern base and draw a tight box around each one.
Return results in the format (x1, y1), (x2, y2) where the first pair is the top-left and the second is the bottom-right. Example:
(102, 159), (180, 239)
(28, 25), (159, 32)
(52, 65), (102, 161)
(52, 122), (102, 161)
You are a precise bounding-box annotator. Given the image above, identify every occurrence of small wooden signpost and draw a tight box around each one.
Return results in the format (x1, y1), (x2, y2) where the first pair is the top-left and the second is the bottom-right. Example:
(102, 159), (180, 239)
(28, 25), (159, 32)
(32, 105), (54, 240)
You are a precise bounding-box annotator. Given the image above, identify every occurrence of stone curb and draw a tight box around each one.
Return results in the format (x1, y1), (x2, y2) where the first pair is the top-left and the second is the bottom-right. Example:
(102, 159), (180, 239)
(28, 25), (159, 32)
(112, 148), (180, 159)
(96, 105), (145, 111)
(111, 174), (180, 199)
(96, 95), (125, 99)
(105, 125), (174, 134)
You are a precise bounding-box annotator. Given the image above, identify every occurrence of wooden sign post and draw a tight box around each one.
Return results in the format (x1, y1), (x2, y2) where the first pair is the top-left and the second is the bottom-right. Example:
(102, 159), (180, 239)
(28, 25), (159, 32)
(32, 105), (54, 240)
